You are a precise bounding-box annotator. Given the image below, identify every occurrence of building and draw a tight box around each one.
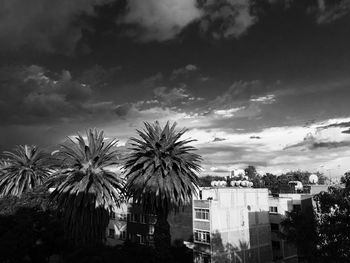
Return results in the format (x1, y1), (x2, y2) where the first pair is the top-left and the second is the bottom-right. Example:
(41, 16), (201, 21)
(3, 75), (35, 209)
(193, 186), (273, 263)
(268, 184), (329, 262)
(105, 202), (192, 247)
(105, 182), (331, 262)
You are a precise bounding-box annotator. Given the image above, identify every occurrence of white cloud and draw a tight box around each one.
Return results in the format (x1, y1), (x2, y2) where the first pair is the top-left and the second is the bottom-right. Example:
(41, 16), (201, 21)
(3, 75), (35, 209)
(213, 107), (244, 118)
(250, 94), (276, 104)
(120, 0), (202, 41)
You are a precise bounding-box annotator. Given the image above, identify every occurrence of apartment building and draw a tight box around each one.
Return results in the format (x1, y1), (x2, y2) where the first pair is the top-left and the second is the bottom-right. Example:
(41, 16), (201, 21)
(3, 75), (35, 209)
(193, 187), (273, 263)
(105, 202), (192, 247)
(268, 184), (327, 262)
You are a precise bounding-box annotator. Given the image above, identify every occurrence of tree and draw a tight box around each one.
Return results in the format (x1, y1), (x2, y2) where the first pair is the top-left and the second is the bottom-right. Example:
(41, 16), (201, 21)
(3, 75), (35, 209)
(123, 121), (201, 261)
(0, 145), (53, 197)
(340, 172), (350, 187)
(244, 166), (264, 187)
(280, 208), (318, 262)
(0, 186), (64, 263)
(313, 181), (350, 262)
(261, 173), (279, 193)
(50, 129), (124, 245)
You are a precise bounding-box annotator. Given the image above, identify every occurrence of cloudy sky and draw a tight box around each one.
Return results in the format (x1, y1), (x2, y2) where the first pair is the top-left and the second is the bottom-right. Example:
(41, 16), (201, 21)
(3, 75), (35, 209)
(1, 0), (350, 177)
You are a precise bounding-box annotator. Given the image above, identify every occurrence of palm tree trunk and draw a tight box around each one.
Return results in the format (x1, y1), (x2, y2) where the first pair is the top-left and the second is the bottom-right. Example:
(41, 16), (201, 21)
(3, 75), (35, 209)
(154, 210), (171, 262)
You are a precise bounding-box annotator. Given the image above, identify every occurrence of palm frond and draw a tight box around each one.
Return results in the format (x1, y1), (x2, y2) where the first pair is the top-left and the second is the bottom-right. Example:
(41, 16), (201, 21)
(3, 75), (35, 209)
(124, 121), (202, 214)
(0, 145), (53, 197)
(50, 128), (124, 244)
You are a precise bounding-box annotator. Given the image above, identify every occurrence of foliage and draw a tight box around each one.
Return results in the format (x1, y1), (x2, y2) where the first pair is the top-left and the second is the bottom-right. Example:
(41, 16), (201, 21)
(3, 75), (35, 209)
(123, 121), (201, 261)
(281, 172), (350, 263)
(0, 145), (53, 197)
(260, 170), (328, 193)
(124, 121), (201, 214)
(63, 242), (192, 263)
(50, 129), (124, 245)
(340, 172), (350, 187)
(244, 165), (264, 187)
(0, 186), (64, 263)
(313, 180), (350, 262)
(198, 175), (226, 187)
(280, 208), (318, 262)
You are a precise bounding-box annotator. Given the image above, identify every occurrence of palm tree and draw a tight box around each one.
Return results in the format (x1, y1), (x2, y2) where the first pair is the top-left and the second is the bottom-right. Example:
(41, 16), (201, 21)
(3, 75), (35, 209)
(50, 129), (124, 245)
(0, 145), (53, 197)
(123, 121), (201, 258)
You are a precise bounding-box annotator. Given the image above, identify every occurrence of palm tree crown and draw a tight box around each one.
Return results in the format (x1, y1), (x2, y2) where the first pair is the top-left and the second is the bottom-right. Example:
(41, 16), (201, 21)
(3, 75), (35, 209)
(0, 145), (52, 197)
(50, 129), (124, 244)
(124, 121), (201, 214)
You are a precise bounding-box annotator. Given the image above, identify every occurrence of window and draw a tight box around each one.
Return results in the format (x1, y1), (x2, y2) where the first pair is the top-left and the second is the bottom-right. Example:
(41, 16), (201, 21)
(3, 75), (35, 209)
(270, 223), (279, 232)
(108, 228), (115, 238)
(119, 213), (127, 221)
(194, 230), (210, 244)
(136, 234), (146, 244)
(269, 206), (278, 213)
(195, 209), (210, 220)
(119, 230), (127, 240)
(140, 215), (147, 224)
(272, 240), (281, 249)
(149, 225), (155, 235)
(293, 204), (301, 212)
(110, 212), (116, 219)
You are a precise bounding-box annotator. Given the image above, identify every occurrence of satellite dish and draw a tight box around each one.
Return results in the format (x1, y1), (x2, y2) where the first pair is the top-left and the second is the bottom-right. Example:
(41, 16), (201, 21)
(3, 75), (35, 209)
(241, 181), (248, 187)
(288, 181), (303, 191)
(220, 181), (227, 187)
(309, 174), (319, 184)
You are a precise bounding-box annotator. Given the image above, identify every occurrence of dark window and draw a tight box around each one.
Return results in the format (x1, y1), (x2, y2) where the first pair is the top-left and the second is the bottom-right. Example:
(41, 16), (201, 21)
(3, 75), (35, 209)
(194, 230), (210, 243)
(108, 228), (115, 238)
(110, 212), (116, 219)
(119, 231), (127, 240)
(270, 223), (279, 232)
(272, 240), (281, 249)
(195, 209), (210, 220)
(269, 206), (278, 213)
(293, 204), (301, 212)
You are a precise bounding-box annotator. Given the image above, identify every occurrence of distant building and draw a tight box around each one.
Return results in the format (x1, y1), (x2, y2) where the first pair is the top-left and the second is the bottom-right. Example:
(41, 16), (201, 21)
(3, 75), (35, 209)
(193, 187), (273, 263)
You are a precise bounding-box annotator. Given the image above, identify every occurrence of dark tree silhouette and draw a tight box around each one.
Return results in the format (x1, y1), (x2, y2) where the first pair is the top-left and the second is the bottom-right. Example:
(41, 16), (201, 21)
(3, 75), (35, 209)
(50, 129), (124, 245)
(123, 121), (201, 261)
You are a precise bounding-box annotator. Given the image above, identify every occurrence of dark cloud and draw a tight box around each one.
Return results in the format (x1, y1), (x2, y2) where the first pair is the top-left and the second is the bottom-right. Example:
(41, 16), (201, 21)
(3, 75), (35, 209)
(210, 80), (270, 107)
(0, 65), (117, 125)
(170, 64), (198, 80)
(342, 129), (350, 134)
(213, 137), (226, 142)
(314, 0), (350, 24)
(284, 133), (350, 150)
(198, 0), (257, 39)
(319, 121), (350, 129)
(250, 136), (261, 139)
(114, 103), (133, 117)
(0, 0), (115, 54)
(153, 85), (190, 107)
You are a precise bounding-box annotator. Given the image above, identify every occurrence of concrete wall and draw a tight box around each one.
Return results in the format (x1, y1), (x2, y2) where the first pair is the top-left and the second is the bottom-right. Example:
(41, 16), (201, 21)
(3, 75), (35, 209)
(194, 187), (273, 263)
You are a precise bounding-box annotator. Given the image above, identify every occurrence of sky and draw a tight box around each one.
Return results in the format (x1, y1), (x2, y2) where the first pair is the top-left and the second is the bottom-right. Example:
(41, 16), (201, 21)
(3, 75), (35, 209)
(1, 0), (350, 177)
